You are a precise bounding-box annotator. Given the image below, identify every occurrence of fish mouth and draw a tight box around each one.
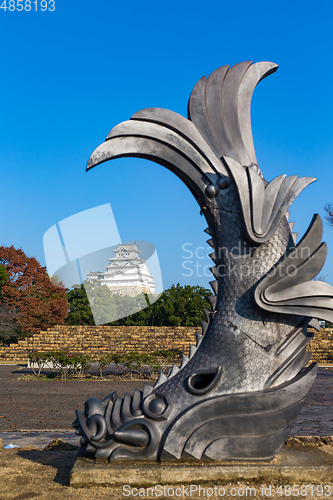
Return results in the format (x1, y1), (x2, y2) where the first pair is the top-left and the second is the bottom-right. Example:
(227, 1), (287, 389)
(73, 364), (318, 461)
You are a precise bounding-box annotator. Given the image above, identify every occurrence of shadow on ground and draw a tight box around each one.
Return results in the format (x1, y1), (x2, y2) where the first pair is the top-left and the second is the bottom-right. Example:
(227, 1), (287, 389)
(17, 449), (78, 486)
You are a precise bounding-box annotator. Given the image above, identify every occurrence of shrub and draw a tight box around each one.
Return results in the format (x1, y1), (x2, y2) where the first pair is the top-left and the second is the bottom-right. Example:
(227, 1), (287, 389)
(106, 353), (126, 377)
(28, 351), (52, 376)
(27, 349), (177, 380)
(121, 352), (144, 380)
(98, 353), (114, 379)
(47, 351), (72, 380)
(140, 353), (160, 378)
(154, 349), (178, 374)
(45, 351), (92, 380)
(67, 352), (92, 379)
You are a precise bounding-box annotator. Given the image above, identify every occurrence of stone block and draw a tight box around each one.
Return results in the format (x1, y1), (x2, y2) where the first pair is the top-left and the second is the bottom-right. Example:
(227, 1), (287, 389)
(70, 446), (333, 487)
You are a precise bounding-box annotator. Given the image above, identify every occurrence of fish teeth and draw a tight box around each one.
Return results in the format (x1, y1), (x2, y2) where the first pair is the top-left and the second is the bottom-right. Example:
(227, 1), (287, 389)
(209, 251), (217, 263)
(102, 391), (117, 406)
(289, 221), (295, 231)
(111, 397), (123, 430)
(209, 280), (218, 295)
(154, 372), (167, 388)
(204, 227), (213, 236)
(207, 238), (215, 248)
(104, 400), (115, 434)
(203, 309), (211, 323)
(210, 266), (218, 278)
(200, 320), (208, 335)
(285, 211), (290, 221)
(120, 393), (133, 423)
(168, 364), (180, 379)
(131, 388), (142, 416)
(189, 344), (197, 359)
(195, 331), (204, 347)
(292, 233), (298, 244)
(180, 354), (189, 370)
(208, 295), (217, 310)
(308, 318), (320, 332)
(143, 382), (154, 399)
(308, 318), (320, 331)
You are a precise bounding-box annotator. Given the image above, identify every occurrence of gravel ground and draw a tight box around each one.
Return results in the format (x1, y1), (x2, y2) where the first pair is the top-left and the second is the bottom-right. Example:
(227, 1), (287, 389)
(0, 364), (147, 431)
(1, 447), (333, 500)
(0, 365), (332, 435)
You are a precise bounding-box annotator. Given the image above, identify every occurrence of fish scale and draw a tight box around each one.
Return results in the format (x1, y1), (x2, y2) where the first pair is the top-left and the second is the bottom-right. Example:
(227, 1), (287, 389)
(145, 192), (302, 404)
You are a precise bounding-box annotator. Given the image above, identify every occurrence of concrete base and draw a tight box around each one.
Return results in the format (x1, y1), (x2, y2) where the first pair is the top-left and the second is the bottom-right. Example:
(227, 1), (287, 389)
(70, 445), (333, 487)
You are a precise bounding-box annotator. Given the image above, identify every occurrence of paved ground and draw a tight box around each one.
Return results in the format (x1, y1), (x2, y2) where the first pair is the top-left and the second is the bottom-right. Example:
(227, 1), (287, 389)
(0, 364), (332, 449)
(0, 364), (146, 431)
(0, 364), (147, 448)
(291, 366), (333, 436)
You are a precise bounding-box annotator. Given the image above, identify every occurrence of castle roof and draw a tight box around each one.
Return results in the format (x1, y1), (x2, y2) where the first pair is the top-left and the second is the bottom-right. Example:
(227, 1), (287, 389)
(86, 242), (155, 294)
(105, 242), (146, 269)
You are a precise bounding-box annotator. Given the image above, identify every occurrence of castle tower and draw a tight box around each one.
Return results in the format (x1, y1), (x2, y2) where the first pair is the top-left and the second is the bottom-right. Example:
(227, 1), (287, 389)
(87, 243), (156, 297)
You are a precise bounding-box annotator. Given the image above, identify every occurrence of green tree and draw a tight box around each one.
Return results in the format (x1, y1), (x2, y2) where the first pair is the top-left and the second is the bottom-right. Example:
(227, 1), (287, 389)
(65, 284), (95, 325)
(109, 292), (157, 326)
(66, 283), (213, 327)
(110, 284), (213, 327)
(153, 284), (212, 326)
(87, 281), (118, 325)
(66, 282), (145, 325)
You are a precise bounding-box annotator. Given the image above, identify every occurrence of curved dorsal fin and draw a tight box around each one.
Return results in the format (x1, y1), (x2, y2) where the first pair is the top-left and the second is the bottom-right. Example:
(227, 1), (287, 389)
(188, 61), (278, 173)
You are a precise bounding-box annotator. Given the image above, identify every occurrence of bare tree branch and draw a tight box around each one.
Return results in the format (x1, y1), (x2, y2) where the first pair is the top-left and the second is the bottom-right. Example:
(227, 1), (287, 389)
(324, 203), (333, 228)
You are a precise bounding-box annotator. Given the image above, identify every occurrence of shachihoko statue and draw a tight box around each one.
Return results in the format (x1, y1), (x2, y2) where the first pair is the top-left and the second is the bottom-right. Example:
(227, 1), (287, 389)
(73, 61), (333, 461)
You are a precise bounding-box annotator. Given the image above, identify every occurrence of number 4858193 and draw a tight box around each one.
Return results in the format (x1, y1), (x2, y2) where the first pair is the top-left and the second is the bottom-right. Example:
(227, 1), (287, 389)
(1, 0), (55, 11)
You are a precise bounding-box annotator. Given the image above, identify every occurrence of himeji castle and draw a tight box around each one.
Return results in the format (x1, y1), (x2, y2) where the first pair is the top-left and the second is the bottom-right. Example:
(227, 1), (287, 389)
(86, 243), (156, 296)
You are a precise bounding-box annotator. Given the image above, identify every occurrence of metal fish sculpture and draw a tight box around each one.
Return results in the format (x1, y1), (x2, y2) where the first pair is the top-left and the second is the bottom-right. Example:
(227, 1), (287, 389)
(73, 61), (333, 461)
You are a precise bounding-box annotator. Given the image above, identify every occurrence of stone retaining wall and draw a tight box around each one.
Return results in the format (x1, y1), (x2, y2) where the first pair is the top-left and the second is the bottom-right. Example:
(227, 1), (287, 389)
(0, 325), (332, 364)
(0, 325), (198, 362)
(307, 328), (333, 364)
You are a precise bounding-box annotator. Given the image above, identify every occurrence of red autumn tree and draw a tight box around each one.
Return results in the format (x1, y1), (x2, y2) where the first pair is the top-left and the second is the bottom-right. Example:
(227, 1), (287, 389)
(0, 264), (20, 345)
(0, 246), (68, 338)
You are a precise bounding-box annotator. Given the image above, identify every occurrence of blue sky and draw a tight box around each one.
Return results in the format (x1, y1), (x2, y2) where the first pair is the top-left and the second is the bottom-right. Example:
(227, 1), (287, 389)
(1, 0), (332, 291)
